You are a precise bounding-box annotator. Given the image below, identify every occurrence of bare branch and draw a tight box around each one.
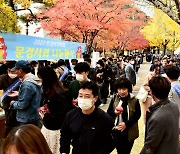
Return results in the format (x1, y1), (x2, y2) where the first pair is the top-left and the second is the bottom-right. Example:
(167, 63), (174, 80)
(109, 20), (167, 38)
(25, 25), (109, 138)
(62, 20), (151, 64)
(144, 0), (180, 24)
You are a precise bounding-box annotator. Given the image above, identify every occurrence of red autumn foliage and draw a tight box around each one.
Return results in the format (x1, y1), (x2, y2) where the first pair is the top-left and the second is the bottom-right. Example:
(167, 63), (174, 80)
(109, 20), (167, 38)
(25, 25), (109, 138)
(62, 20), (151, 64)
(38, 0), (149, 53)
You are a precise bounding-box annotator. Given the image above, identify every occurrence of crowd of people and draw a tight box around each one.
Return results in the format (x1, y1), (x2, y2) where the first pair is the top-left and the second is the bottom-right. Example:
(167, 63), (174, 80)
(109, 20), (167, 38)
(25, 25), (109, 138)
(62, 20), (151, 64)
(0, 52), (179, 154)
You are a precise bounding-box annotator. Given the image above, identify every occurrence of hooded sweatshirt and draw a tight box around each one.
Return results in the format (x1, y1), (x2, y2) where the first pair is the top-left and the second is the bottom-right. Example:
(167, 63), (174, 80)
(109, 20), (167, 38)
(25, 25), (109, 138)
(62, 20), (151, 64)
(12, 73), (42, 123)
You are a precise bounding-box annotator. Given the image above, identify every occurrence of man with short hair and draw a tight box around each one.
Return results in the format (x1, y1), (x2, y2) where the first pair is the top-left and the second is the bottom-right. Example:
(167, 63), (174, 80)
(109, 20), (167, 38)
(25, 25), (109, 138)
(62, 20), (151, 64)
(99, 58), (112, 103)
(149, 58), (159, 72)
(9, 60), (42, 126)
(141, 76), (179, 154)
(84, 58), (96, 82)
(165, 65), (180, 132)
(67, 62), (90, 108)
(124, 57), (136, 86)
(160, 57), (169, 74)
(70, 59), (78, 73)
(60, 81), (115, 154)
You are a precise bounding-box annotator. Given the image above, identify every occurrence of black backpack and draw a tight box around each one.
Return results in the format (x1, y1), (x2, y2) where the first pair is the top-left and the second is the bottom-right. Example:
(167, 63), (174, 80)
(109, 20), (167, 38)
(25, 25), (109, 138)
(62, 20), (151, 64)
(62, 72), (75, 88)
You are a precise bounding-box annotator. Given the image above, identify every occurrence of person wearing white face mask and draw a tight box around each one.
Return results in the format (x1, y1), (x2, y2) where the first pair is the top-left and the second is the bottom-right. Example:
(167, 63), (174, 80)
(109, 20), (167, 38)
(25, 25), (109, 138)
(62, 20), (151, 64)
(8, 73), (17, 79)
(78, 97), (94, 111)
(0, 61), (20, 136)
(67, 62), (102, 110)
(124, 56), (136, 86)
(9, 60), (41, 127)
(130, 60), (135, 65)
(75, 73), (85, 82)
(60, 81), (115, 154)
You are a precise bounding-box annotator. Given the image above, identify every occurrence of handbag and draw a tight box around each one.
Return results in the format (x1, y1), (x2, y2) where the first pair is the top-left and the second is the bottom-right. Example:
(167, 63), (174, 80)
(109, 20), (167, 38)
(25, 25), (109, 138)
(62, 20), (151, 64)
(136, 86), (148, 102)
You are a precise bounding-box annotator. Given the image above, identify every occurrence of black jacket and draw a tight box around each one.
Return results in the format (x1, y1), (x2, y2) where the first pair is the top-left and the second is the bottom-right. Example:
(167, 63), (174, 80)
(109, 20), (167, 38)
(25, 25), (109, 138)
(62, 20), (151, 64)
(60, 107), (115, 154)
(42, 93), (69, 130)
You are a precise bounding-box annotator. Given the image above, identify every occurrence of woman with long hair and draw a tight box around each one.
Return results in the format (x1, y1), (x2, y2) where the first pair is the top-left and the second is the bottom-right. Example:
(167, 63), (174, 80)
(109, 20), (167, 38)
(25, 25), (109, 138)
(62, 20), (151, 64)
(2, 124), (52, 154)
(37, 66), (69, 154)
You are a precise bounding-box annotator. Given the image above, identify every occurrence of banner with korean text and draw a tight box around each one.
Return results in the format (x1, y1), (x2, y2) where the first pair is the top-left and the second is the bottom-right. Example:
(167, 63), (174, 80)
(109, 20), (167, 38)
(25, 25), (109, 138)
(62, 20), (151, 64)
(0, 33), (86, 60)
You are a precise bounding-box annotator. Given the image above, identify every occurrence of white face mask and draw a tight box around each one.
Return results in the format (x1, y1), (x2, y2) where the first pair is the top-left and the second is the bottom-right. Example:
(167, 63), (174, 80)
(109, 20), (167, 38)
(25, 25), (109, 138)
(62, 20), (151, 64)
(76, 74), (84, 82)
(78, 98), (93, 110)
(34, 66), (38, 70)
(131, 61), (135, 65)
(8, 73), (17, 79)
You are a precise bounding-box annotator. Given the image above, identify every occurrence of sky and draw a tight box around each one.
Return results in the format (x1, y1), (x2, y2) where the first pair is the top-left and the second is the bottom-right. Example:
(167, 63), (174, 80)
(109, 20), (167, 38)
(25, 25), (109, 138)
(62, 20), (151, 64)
(17, 3), (45, 37)
(134, 0), (154, 18)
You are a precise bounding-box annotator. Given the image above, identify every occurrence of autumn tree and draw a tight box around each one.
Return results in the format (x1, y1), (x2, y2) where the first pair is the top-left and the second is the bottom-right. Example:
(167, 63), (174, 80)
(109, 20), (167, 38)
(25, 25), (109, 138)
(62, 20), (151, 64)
(93, 8), (149, 55)
(39, 0), (148, 53)
(94, 24), (149, 55)
(135, 0), (180, 25)
(5, 0), (55, 10)
(0, 0), (19, 32)
(117, 27), (149, 51)
(141, 8), (180, 55)
(0, 0), (55, 32)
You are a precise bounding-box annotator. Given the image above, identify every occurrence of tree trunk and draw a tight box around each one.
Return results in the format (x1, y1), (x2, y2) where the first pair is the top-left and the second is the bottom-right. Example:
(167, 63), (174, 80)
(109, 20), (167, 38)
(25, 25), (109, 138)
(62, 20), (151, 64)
(157, 47), (160, 54)
(120, 49), (125, 56)
(8, 0), (15, 11)
(86, 30), (99, 55)
(163, 45), (167, 55)
(115, 49), (118, 57)
(162, 39), (169, 55)
(86, 44), (92, 55)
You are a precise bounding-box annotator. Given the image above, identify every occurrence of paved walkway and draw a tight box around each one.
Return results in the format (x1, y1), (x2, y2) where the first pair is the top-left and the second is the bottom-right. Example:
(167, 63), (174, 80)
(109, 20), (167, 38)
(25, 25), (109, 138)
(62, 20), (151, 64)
(100, 61), (151, 154)
(131, 61), (151, 154)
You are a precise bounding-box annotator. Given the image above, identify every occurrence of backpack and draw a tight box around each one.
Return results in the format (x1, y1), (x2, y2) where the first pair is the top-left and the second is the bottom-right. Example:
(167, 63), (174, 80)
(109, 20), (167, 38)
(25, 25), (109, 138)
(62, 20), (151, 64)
(63, 72), (76, 88)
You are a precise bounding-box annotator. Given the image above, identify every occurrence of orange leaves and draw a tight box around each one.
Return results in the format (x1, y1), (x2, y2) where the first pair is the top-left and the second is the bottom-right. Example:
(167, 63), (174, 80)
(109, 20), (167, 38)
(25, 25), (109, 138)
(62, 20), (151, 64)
(38, 0), (149, 52)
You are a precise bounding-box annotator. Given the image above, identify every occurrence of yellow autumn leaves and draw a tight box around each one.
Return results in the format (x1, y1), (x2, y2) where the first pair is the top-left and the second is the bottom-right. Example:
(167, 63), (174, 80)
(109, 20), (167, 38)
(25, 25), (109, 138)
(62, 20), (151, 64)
(0, 0), (56, 33)
(13, 0), (32, 9)
(0, 1), (19, 32)
(1, 0), (180, 54)
(43, 0), (56, 5)
(141, 8), (180, 52)
(13, 0), (56, 8)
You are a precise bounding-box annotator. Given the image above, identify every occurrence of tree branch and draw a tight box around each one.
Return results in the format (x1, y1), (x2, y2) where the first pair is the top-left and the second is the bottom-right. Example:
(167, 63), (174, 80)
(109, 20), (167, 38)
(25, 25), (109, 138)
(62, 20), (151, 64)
(145, 0), (180, 24)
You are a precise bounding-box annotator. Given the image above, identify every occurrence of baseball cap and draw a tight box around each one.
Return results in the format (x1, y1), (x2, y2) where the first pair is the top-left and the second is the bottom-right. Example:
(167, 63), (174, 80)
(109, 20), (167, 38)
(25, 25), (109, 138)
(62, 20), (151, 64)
(11, 60), (30, 71)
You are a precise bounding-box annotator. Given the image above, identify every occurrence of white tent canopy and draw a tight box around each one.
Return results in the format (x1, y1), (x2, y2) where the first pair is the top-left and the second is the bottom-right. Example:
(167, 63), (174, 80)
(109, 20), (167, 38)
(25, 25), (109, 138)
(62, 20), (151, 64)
(174, 48), (180, 54)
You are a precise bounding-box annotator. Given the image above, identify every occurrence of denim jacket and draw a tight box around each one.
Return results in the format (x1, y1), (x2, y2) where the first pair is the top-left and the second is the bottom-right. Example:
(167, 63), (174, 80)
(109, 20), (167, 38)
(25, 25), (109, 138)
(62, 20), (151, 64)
(12, 73), (41, 123)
